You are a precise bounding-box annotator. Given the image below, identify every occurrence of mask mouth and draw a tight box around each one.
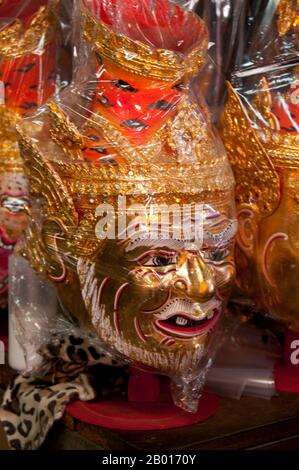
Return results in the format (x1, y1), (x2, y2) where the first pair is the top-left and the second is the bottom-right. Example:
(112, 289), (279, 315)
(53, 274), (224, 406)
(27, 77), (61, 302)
(0, 195), (29, 214)
(0, 226), (18, 248)
(154, 308), (220, 338)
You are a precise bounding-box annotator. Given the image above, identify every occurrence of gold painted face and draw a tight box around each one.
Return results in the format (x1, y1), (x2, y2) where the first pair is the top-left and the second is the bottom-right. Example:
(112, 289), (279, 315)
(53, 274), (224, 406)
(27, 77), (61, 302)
(77, 202), (236, 375)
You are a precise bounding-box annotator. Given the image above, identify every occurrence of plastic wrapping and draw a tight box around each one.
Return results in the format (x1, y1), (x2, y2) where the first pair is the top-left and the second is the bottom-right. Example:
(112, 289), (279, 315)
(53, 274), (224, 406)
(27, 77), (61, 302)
(15, 0), (237, 413)
(0, 0), (62, 308)
(175, 0), (199, 9)
(194, 1), (246, 121)
(221, 0), (299, 331)
(206, 319), (281, 400)
(9, 253), (124, 374)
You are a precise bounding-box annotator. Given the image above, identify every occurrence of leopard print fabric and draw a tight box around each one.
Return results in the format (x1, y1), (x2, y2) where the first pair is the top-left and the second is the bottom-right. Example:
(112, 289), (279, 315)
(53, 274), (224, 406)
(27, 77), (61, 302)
(0, 333), (128, 450)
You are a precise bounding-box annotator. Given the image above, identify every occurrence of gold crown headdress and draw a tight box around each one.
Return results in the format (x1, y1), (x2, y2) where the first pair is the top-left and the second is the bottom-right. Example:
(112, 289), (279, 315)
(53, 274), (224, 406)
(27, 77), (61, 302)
(0, 105), (22, 172)
(277, 0), (299, 36)
(0, 3), (57, 59)
(82, 1), (208, 83)
(221, 0), (299, 216)
(18, 94), (234, 270)
(221, 79), (299, 216)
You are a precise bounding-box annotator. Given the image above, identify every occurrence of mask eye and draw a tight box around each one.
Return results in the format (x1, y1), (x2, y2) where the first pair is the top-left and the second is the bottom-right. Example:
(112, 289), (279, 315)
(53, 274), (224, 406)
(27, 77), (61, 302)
(207, 247), (230, 263)
(143, 252), (178, 267)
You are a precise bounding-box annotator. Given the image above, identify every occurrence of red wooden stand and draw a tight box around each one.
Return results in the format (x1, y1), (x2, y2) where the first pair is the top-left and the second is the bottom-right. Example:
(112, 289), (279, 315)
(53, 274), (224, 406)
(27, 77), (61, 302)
(275, 329), (299, 393)
(66, 369), (218, 430)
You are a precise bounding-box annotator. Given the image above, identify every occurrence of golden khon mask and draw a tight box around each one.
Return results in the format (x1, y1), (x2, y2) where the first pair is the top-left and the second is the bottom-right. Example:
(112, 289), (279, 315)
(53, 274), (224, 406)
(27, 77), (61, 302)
(17, 0), (236, 411)
(221, 0), (299, 331)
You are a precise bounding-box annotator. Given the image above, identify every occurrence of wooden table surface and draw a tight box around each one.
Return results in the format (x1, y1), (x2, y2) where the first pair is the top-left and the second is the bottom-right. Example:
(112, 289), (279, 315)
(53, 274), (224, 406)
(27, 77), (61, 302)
(1, 363), (299, 450)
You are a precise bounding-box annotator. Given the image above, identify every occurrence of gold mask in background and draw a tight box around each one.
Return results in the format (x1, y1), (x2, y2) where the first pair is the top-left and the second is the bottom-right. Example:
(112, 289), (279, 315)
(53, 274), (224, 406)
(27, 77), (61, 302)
(17, 0), (236, 405)
(0, 2), (57, 304)
(221, 0), (299, 330)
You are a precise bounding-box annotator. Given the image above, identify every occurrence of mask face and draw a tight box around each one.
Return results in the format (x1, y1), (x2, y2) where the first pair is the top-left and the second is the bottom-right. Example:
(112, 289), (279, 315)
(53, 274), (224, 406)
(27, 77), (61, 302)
(0, 172), (28, 244)
(77, 201), (237, 375)
(0, 171), (28, 301)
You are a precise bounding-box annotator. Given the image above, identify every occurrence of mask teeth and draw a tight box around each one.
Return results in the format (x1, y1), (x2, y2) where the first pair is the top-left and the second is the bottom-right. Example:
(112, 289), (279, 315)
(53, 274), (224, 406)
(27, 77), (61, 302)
(157, 296), (222, 320)
(158, 298), (196, 320)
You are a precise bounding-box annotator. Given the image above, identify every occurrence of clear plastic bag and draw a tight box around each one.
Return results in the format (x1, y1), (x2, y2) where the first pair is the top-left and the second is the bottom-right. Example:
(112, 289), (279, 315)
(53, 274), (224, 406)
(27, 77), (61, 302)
(221, 0), (299, 331)
(16, 0), (237, 413)
(190, 1), (247, 121)
(206, 317), (281, 400)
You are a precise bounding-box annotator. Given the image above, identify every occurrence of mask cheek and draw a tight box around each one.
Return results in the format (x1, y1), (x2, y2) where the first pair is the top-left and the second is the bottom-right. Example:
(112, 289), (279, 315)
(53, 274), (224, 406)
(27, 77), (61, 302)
(263, 240), (297, 290)
(214, 263), (235, 298)
(129, 267), (175, 289)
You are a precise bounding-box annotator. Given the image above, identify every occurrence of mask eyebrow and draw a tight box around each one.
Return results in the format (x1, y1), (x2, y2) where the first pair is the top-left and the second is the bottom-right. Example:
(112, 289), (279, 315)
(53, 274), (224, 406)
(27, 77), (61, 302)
(205, 212), (221, 220)
(126, 236), (187, 253)
(129, 249), (177, 263)
(203, 219), (237, 247)
(120, 207), (237, 251)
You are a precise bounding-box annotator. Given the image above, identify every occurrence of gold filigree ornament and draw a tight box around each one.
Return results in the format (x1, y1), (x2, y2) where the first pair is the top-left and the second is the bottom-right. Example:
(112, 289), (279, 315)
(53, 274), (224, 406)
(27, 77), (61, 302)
(0, 105), (22, 172)
(0, 2), (57, 59)
(221, 80), (299, 217)
(276, 0), (299, 36)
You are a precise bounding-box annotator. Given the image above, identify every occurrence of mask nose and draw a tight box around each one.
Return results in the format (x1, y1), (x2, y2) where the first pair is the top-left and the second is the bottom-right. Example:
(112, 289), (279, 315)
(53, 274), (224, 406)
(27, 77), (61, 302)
(173, 252), (215, 302)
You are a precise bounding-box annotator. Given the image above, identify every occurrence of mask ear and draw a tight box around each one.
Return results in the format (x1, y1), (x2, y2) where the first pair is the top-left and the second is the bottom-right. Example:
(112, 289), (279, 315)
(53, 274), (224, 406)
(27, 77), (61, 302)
(17, 127), (78, 229)
(17, 127), (78, 278)
(41, 217), (69, 282)
(17, 126), (103, 278)
(236, 205), (258, 256)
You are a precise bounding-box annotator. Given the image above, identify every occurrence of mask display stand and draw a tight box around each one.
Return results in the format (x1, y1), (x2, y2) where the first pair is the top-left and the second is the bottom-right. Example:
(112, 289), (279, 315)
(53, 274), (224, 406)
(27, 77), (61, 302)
(66, 369), (218, 430)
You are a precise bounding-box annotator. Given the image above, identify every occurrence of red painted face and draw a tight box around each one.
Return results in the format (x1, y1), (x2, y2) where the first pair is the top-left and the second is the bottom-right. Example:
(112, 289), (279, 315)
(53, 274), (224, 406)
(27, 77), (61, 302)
(81, 58), (185, 163)
(0, 3), (56, 117)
